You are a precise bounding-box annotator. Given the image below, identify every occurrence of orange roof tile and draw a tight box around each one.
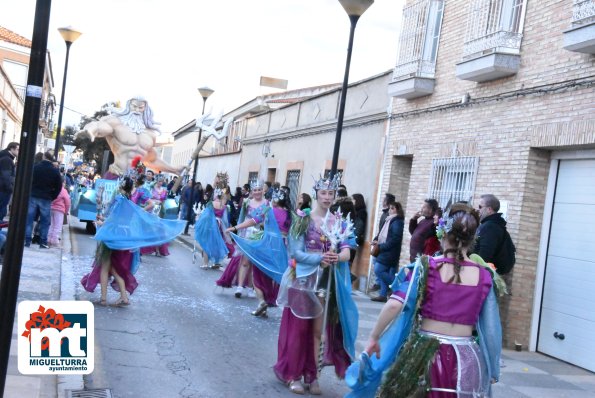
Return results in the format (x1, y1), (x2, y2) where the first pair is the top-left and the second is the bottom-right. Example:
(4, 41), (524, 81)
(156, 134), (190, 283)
(0, 26), (32, 48)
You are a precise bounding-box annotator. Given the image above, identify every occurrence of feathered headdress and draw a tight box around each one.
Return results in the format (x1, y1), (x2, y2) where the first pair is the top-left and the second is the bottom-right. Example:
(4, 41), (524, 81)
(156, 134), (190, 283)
(214, 171), (229, 197)
(127, 155), (146, 178)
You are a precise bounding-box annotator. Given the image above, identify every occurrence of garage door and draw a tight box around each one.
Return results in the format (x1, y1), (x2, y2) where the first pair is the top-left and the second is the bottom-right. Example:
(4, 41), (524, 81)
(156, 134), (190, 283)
(538, 159), (595, 371)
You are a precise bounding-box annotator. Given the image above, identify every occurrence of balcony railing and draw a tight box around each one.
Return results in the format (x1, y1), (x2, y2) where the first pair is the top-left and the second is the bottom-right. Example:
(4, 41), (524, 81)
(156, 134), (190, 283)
(393, 59), (436, 82)
(462, 30), (523, 58)
(572, 0), (595, 26)
(462, 0), (524, 60)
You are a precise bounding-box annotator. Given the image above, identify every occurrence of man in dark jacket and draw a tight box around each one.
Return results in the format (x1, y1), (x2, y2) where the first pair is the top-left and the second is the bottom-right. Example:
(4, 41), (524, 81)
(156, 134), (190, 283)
(409, 198), (439, 262)
(475, 194), (509, 272)
(25, 151), (63, 248)
(0, 142), (19, 221)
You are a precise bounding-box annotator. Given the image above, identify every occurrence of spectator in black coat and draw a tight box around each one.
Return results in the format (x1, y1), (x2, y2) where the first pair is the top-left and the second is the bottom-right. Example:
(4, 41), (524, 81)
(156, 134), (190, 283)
(25, 151), (63, 248)
(474, 194), (508, 268)
(0, 142), (19, 221)
(370, 201), (404, 302)
(352, 193), (367, 247)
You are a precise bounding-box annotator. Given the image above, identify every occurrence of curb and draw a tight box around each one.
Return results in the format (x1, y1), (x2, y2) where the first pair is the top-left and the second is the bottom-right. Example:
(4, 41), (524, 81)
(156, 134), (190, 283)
(57, 219), (84, 397)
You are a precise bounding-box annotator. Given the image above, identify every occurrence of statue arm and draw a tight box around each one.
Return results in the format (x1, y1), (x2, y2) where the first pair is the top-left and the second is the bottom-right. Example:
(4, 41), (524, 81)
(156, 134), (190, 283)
(144, 148), (185, 175)
(75, 117), (117, 142)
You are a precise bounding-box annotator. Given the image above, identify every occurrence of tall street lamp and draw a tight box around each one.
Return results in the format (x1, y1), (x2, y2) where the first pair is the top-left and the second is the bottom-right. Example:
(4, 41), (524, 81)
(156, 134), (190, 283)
(184, 86), (214, 235)
(54, 26), (82, 158)
(329, 0), (374, 179)
(0, 1), (51, 393)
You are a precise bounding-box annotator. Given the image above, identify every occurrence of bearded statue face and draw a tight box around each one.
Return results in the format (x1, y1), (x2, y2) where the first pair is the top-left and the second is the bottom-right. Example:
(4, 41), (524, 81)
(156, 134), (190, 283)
(129, 99), (146, 115)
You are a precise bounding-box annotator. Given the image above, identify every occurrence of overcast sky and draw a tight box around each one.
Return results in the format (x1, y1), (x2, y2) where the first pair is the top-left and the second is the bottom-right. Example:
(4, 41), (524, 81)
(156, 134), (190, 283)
(0, 0), (403, 133)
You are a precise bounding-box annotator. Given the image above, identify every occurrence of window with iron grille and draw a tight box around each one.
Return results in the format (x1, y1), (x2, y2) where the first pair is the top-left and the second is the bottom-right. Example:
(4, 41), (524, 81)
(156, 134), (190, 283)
(428, 157), (479, 209)
(323, 169), (344, 179)
(392, 0), (445, 81)
(286, 170), (301, 209)
(462, 0), (526, 59)
(248, 172), (259, 186)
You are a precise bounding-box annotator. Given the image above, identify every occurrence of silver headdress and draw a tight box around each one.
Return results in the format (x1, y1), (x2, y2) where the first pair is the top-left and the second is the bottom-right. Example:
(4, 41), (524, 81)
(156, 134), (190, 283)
(250, 179), (264, 190)
(313, 172), (342, 192)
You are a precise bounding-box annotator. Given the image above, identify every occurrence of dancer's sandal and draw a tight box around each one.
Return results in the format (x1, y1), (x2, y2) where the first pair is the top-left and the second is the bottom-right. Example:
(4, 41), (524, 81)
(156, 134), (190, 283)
(251, 302), (268, 317)
(287, 380), (305, 395)
(308, 380), (322, 395)
(99, 298), (107, 307)
(112, 298), (130, 307)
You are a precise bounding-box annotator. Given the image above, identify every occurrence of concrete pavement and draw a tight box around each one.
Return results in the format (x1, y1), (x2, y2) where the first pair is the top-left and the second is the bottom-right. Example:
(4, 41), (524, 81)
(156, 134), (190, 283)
(3, 224), (594, 397)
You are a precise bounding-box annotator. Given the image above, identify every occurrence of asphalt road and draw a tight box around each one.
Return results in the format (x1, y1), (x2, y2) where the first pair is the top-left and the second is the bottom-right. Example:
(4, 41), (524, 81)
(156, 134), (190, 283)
(68, 220), (351, 398)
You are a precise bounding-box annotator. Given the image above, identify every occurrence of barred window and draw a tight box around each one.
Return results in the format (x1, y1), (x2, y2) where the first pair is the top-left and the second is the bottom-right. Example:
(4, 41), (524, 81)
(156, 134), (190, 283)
(428, 157), (479, 208)
(393, 0), (445, 81)
(323, 169), (344, 179)
(286, 169), (301, 209)
(248, 172), (259, 186)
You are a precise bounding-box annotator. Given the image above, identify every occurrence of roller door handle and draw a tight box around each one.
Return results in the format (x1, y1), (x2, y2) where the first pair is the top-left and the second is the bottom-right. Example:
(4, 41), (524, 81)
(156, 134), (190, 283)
(553, 332), (565, 340)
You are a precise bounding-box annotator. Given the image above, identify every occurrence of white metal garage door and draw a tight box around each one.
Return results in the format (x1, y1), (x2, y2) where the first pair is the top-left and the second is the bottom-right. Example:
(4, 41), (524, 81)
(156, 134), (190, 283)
(538, 159), (595, 371)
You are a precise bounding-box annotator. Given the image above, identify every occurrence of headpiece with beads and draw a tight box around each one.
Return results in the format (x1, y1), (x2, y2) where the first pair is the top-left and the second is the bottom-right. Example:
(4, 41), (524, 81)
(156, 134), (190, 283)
(250, 179), (264, 190)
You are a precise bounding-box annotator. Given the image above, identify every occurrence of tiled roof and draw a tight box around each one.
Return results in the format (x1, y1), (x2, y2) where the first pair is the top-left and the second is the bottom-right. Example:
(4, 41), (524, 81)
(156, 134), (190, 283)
(0, 26), (32, 48)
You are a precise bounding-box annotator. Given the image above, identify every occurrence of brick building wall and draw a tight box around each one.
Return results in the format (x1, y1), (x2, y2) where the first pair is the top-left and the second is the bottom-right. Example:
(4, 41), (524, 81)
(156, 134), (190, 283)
(381, 0), (595, 348)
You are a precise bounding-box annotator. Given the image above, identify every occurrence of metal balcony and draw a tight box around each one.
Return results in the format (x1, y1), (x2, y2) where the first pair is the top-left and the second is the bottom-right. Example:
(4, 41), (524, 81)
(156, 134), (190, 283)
(563, 0), (595, 54)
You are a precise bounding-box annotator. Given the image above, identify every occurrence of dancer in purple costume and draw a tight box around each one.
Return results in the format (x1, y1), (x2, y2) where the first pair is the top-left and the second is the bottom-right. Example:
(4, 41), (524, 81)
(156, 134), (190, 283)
(244, 187), (292, 317)
(356, 203), (503, 398)
(217, 180), (268, 295)
(274, 179), (356, 396)
(81, 177), (137, 306)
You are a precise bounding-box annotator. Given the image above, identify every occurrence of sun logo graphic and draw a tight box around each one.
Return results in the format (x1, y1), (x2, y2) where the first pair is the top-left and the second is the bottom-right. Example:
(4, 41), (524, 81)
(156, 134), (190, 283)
(18, 301), (94, 375)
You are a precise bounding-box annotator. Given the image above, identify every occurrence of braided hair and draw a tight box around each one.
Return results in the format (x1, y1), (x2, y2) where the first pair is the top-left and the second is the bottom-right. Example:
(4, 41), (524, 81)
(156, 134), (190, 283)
(437, 203), (480, 284)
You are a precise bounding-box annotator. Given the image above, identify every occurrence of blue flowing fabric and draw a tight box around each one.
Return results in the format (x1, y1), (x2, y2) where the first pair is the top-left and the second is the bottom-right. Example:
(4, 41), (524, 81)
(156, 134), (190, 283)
(230, 209), (288, 283)
(95, 195), (185, 250)
(334, 260), (359, 361)
(344, 261), (422, 398)
(194, 203), (229, 264)
(130, 250), (141, 274)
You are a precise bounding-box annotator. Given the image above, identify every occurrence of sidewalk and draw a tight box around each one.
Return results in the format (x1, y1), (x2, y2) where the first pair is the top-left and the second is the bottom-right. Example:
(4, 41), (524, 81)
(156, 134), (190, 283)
(2, 221), (82, 398)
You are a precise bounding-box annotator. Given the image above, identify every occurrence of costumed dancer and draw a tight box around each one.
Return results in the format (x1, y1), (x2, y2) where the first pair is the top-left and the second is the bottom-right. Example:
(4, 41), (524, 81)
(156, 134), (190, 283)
(230, 186), (292, 317)
(273, 175), (358, 395)
(345, 203), (504, 398)
(81, 159), (185, 306)
(216, 180), (268, 297)
(195, 172), (233, 269)
(81, 177), (137, 306)
(140, 175), (171, 256)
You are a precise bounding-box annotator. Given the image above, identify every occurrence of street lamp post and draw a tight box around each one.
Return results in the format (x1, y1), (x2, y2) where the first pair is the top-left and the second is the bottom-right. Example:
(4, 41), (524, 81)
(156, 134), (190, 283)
(0, 2), (52, 394)
(184, 86), (214, 235)
(329, 0), (374, 179)
(54, 26), (82, 158)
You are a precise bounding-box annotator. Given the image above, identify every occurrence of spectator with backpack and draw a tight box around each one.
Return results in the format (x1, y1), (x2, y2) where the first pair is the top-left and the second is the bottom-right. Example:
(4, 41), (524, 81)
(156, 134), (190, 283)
(475, 194), (516, 276)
